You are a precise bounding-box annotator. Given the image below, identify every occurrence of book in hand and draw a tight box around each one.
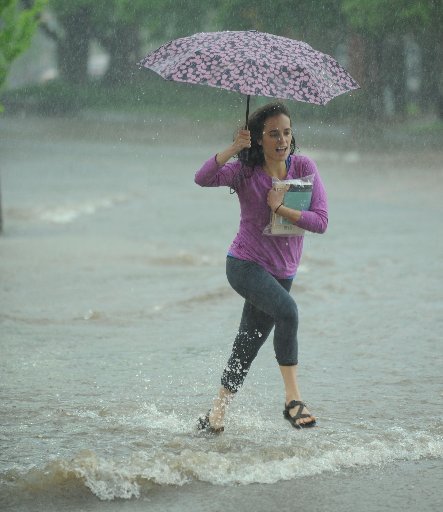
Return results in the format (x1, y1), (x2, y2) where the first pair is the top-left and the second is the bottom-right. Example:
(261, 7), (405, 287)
(266, 176), (313, 236)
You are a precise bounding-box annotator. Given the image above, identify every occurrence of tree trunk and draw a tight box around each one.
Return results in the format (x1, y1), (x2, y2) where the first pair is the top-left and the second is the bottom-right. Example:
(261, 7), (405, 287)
(436, 31), (443, 120)
(418, 1), (443, 118)
(100, 24), (141, 86)
(383, 36), (407, 118)
(0, 175), (3, 234)
(348, 33), (384, 120)
(348, 33), (365, 86)
(57, 7), (92, 84)
(420, 38), (438, 115)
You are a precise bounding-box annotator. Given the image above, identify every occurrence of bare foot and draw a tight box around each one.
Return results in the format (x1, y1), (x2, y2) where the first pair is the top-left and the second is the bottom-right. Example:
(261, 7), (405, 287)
(208, 407), (225, 430)
(209, 398), (227, 429)
(208, 387), (234, 430)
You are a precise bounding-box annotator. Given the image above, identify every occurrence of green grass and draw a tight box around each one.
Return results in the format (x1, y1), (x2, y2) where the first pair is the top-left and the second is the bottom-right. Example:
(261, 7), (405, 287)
(0, 70), (364, 122)
(398, 120), (443, 135)
(1, 74), (244, 120)
(2, 75), (442, 151)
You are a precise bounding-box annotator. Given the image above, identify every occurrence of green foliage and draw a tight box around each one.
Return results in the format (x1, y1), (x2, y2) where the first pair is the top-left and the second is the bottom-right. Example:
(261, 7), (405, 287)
(214, 0), (291, 33)
(48, 0), (91, 16)
(342, 0), (440, 35)
(49, 0), (154, 29)
(48, 0), (209, 42)
(138, 0), (210, 39)
(214, 0), (345, 47)
(0, 74), (244, 120)
(3, 0), (443, 119)
(0, 0), (46, 102)
(341, 0), (443, 118)
(47, 0), (210, 84)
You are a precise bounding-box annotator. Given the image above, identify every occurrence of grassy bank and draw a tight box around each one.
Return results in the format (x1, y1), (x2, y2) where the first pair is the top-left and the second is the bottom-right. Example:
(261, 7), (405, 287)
(0, 70), (365, 121)
(1, 75), (442, 152)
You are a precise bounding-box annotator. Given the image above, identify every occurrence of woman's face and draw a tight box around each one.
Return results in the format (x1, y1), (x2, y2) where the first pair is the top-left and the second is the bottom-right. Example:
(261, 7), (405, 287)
(259, 114), (292, 165)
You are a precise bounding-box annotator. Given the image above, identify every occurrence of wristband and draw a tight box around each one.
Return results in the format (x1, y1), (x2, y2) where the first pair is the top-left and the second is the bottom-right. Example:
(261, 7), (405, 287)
(274, 203), (283, 214)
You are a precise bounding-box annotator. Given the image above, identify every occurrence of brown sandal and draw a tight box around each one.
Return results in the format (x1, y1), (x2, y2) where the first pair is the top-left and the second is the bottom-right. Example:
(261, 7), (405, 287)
(283, 400), (317, 429)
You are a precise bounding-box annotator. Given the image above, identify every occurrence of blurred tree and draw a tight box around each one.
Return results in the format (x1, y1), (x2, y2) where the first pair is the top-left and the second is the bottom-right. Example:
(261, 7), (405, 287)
(143, 0), (210, 40)
(0, 0), (46, 234)
(42, 0), (210, 85)
(214, 0), (345, 50)
(39, 1), (93, 84)
(95, 0), (208, 85)
(92, 0), (154, 85)
(343, 0), (443, 118)
(0, 0), (46, 98)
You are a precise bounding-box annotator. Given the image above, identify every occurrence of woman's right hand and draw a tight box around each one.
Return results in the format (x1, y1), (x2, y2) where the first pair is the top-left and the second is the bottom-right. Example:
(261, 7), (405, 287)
(215, 130), (251, 166)
(232, 129), (251, 154)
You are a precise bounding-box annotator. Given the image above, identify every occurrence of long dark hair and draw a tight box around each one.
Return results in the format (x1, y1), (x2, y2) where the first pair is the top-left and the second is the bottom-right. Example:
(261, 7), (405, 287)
(231, 102), (296, 193)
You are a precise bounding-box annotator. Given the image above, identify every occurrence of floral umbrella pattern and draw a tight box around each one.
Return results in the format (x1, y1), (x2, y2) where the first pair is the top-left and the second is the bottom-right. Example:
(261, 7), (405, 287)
(138, 30), (359, 106)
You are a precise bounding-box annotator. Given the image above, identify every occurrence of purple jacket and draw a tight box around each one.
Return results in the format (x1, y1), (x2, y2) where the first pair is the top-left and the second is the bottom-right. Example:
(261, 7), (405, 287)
(195, 154), (328, 278)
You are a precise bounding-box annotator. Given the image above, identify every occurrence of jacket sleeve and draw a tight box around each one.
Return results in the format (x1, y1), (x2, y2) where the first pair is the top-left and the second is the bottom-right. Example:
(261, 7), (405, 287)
(194, 155), (240, 188)
(295, 157), (328, 234)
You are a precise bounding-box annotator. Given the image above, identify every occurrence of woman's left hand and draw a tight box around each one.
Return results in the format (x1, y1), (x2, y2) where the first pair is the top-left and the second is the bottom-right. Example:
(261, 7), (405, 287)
(267, 187), (286, 212)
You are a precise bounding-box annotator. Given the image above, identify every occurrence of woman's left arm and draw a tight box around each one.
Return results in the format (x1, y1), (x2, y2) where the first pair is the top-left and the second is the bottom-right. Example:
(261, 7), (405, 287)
(267, 158), (328, 234)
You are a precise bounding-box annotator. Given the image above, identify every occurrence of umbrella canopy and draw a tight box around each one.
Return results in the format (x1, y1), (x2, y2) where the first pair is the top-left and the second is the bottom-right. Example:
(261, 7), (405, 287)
(138, 30), (359, 124)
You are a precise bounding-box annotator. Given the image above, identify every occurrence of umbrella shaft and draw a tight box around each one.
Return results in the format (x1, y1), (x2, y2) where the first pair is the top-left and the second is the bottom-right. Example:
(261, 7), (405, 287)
(245, 95), (250, 129)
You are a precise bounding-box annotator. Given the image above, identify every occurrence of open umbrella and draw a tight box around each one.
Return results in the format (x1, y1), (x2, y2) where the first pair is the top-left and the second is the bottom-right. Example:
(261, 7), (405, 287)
(138, 30), (359, 126)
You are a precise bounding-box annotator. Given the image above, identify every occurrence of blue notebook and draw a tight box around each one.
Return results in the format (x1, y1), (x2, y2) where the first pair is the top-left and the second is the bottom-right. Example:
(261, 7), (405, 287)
(281, 183), (313, 224)
(269, 177), (313, 236)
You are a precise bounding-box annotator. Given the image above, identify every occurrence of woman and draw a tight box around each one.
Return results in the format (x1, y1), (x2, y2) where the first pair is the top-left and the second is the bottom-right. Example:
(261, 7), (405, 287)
(194, 102), (328, 432)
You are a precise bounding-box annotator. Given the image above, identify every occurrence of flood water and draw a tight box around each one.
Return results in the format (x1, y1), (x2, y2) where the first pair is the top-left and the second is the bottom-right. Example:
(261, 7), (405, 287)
(0, 114), (442, 511)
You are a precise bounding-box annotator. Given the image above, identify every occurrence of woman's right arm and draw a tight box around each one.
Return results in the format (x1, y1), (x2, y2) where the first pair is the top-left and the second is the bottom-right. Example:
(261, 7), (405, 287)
(194, 130), (251, 187)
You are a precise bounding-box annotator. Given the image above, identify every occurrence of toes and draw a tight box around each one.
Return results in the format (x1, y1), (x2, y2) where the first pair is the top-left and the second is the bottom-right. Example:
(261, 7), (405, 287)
(286, 403), (316, 426)
(297, 415), (315, 426)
